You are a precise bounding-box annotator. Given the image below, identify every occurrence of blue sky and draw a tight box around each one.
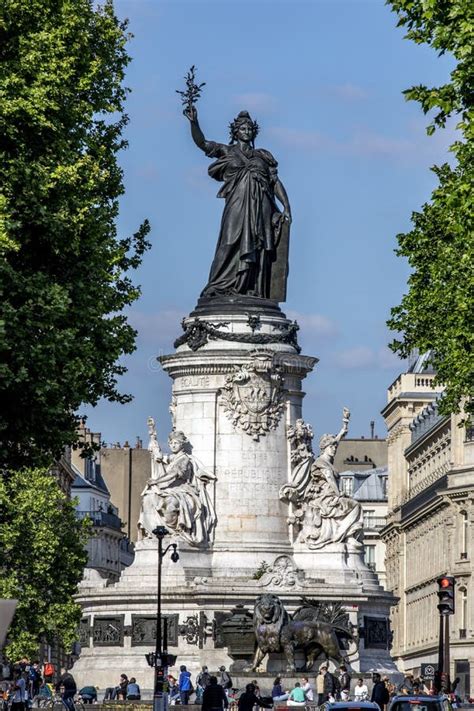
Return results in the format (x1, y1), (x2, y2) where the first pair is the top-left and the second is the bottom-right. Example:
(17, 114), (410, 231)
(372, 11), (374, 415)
(84, 0), (453, 447)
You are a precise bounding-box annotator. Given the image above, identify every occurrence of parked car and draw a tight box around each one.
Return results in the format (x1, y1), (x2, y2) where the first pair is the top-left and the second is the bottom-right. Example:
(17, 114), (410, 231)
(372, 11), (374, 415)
(321, 703), (381, 711)
(389, 695), (453, 711)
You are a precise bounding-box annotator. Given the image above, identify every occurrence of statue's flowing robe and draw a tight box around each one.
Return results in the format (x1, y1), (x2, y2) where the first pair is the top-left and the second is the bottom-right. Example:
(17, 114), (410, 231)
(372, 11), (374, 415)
(139, 451), (216, 545)
(201, 141), (289, 300)
(299, 457), (363, 549)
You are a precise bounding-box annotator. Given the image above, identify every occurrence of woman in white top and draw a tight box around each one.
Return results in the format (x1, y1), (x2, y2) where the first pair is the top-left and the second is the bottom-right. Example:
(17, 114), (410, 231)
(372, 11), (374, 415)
(354, 678), (368, 701)
(302, 678), (314, 702)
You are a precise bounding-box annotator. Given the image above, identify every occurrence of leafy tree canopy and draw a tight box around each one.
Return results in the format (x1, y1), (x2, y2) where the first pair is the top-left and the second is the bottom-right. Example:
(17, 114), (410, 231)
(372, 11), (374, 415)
(387, 0), (474, 418)
(0, 0), (150, 470)
(0, 468), (89, 660)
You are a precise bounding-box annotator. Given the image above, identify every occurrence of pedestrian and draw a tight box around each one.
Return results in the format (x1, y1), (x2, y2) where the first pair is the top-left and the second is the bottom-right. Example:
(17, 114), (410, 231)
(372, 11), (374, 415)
(321, 665), (339, 702)
(316, 668), (325, 706)
(178, 665), (193, 705)
(251, 681), (260, 698)
(339, 666), (351, 701)
(196, 667), (211, 704)
(28, 663), (42, 700)
(117, 674), (129, 700)
(168, 676), (180, 706)
(238, 684), (272, 711)
(398, 675), (414, 695)
(36, 681), (53, 705)
(271, 677), (289, 703)
(78, 686), (97, 704)
(56, 670), (77, 711)
(354, 678), (368, 701)
(201, 676), (228, 711)
(11, 668), (27, 711)
(301, 677), (314, 703)
(126, 678), (141, 701)
(219, 667), (233, 697)
(371, 673), (389, 711)
(288, 682), (306, 707)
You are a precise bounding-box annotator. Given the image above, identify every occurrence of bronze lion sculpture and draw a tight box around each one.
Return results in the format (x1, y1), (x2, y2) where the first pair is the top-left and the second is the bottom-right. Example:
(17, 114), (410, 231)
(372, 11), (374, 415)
(251, 593), (351, 671)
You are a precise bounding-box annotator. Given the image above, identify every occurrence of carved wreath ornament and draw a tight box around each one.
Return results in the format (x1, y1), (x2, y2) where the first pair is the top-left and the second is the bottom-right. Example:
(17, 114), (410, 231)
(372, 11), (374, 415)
(220, 354), (285, 440)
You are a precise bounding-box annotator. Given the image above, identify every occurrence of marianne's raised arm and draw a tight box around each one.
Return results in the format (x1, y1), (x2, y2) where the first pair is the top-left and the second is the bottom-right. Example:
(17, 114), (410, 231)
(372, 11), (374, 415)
(335, 407), (350, 445)
(183, 106), (208, 152)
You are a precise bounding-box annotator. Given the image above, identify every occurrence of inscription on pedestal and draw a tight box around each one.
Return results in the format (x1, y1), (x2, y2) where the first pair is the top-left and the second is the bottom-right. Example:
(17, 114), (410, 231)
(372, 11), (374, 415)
(175, 375), (211, 390)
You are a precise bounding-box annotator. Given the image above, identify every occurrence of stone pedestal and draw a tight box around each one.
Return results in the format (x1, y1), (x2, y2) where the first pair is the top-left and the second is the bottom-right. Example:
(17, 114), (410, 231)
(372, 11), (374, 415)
(72, 299), (397, 688)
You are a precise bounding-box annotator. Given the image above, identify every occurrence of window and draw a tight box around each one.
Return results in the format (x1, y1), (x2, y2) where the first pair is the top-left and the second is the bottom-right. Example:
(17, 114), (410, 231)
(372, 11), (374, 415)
(364, 545), (376, 569)
(341, 477), (353, 496)
(460, 511), (469, 558)
(363, 510), (376, 527)
(459, 587), (468, 632)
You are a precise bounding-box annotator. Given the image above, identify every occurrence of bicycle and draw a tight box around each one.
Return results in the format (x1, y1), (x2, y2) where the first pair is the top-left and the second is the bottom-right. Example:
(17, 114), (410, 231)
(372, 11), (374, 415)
(43, 692), (84, 711)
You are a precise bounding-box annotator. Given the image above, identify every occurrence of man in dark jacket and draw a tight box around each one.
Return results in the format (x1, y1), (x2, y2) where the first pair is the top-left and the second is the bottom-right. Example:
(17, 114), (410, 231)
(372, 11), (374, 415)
(321, 666), (340, 701)
(56, 671), (77, 711)
(371, 674), (389, 710)
(238, 684), (272, 711)
(201, 676), (228, 711)
(339, 666), (351, 701)
(197, 667), (212, 704)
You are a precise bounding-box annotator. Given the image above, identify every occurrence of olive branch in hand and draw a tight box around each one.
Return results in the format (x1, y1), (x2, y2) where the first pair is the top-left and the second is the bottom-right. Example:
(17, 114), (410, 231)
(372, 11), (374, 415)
(176, 65), (206, 112)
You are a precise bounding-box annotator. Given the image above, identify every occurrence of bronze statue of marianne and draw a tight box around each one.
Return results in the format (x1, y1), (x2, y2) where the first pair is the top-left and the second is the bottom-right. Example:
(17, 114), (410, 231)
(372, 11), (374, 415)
(183, 105), (292, 301)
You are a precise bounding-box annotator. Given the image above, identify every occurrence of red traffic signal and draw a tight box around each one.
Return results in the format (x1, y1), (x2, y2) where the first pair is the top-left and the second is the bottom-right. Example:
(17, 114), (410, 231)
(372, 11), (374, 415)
(437, 575), (455, 615)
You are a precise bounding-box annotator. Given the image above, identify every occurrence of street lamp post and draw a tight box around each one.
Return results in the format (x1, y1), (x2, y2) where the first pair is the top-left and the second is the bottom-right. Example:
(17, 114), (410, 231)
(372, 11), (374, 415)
(147, 526), (179, 711)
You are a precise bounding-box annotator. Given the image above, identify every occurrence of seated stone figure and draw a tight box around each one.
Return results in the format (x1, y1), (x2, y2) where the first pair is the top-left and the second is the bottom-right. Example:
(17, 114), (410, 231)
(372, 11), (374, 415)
(138, 420), (216, 546)
(280, 409), (363, 551)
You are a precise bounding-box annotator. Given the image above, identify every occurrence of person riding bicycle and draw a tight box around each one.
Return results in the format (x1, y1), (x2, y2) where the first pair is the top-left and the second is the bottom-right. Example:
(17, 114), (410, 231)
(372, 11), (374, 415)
(56, 672), (77, 711)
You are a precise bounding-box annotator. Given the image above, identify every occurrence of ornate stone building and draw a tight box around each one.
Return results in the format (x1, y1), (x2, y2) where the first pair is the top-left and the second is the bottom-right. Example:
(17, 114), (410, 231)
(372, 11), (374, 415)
(381, 356), (473, 698)
(340, 467), (388, 588)
(71, 424), (134, 585)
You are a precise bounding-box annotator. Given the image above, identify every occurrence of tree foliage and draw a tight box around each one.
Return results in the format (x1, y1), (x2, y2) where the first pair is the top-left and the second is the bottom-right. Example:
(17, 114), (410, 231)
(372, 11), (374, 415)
(387, 0), (474, 418)
(0, 468), (89, 660)
(0, 0), (150, 471)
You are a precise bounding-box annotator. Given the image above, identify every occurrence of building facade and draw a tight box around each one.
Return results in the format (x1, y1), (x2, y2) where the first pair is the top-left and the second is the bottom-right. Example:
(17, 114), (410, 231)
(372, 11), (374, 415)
(72, 424), (134, 584)
(340, 466), (388, 588)
(381, 358), (473, 698)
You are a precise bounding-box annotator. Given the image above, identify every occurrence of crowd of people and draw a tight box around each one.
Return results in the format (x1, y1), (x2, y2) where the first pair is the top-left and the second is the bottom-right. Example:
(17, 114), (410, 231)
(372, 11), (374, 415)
(1, 659), (468, 711)
(0, 662), (96, 711)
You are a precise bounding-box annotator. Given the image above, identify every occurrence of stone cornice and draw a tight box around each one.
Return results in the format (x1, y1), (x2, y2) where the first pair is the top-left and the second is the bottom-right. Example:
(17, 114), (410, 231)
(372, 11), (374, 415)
(159, 350), (318, 380)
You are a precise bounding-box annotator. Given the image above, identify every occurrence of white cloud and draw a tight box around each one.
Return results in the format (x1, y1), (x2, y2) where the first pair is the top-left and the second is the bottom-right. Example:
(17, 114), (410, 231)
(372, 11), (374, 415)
(268, 123), (453, 163)
(333, 345), (403, 370)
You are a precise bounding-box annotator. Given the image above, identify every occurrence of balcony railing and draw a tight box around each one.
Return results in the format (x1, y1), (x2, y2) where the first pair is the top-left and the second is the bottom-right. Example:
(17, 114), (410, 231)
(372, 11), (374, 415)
(363, 517), (387, 530)
(76, 510), (123, 530)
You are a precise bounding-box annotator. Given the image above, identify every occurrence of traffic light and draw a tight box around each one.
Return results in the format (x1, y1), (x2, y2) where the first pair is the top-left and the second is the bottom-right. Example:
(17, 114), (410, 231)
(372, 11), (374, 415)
(437, 575), (455, 615)
(155, 665), (165, 693)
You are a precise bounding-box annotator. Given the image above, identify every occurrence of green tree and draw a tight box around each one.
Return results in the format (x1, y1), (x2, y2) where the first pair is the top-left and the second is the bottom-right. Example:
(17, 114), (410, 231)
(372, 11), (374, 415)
(0, 468), (89, 660)
(0, 0), (150, 471)
(387, 0), (474, 418)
